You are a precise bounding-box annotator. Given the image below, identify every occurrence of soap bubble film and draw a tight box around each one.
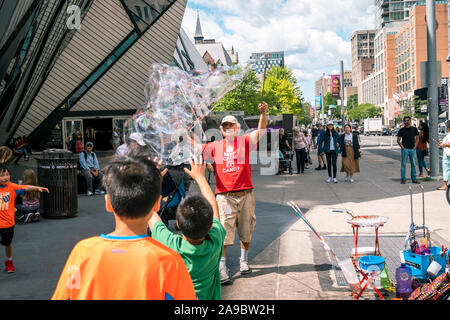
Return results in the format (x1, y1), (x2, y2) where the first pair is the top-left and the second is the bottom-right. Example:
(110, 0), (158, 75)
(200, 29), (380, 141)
(124, 63), (249, 165)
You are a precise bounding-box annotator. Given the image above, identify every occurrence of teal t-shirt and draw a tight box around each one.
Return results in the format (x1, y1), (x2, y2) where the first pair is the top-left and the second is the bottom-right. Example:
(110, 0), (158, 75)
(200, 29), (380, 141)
(151, 218), (226, 300)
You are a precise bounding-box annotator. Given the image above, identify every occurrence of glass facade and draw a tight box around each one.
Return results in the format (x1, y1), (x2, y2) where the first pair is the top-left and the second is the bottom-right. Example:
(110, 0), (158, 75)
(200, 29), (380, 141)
(121, 0), (174, 34)
(249, 51), (285, 74)
(0, 0), (93, 144)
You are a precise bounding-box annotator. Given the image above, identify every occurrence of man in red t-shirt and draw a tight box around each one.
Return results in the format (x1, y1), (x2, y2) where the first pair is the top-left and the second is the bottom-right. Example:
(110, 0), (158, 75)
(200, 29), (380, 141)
(202, 101), (268, 284)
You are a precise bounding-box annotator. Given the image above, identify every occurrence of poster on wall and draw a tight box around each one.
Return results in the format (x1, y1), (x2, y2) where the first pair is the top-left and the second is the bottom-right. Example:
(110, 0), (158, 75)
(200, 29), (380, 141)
(331, 75), (341, 98)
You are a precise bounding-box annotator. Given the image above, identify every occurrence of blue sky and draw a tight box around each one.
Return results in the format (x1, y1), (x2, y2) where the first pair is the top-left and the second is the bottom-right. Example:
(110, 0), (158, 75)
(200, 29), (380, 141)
(181, 0), (375, 105)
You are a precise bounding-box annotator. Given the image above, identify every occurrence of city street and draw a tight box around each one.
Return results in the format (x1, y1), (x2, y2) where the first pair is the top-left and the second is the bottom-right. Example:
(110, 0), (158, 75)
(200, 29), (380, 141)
(2, 136), (448, 300)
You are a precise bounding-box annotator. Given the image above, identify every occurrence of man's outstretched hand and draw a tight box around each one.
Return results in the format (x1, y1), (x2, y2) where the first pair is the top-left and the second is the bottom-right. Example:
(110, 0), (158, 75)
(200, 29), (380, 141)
(258, 101), (268, 114)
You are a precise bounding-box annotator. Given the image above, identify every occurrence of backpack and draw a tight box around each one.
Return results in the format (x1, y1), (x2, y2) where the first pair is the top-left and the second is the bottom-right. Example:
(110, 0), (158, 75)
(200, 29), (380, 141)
(75, 140), (84, 153)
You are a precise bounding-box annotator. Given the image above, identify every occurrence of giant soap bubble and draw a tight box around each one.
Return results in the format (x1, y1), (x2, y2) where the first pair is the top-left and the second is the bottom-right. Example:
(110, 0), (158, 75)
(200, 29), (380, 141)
(124, 63), (249, 165)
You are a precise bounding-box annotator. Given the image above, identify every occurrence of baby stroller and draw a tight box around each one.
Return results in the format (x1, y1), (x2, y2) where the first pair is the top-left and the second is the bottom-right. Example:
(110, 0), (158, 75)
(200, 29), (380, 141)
(278, 149), (294, 175)
(158, 166), (186, 227)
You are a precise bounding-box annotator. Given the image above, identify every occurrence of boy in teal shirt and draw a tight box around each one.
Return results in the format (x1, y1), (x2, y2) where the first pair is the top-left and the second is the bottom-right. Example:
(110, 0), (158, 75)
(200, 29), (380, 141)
(148, 157), (226, 300)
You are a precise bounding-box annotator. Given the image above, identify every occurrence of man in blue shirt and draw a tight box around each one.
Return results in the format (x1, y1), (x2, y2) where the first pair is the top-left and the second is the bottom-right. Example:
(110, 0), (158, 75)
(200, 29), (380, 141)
(79, 141), (104, 196)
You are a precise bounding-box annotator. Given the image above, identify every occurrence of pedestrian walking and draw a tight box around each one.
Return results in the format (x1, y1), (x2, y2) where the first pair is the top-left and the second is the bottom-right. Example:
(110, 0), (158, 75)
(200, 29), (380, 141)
(293, 128), (308, 174)
(340, 124), (361, 183)
(315, 124), (327, 170)
(353, 124), (362, 144)
(201, 102), (268, 284)
(304, 130), (312, 168)
(321, 121), (341, 183)
(397, 116), (420, 184)
(437, 120), (450, 190)
(312, 124), (318, 149)
(277, 128), (292, 175)
(416, 121), (430, 178)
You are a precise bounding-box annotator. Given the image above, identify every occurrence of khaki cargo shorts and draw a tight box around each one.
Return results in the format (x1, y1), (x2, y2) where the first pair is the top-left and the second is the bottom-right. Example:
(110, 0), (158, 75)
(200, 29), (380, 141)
(216, 190), (256, 246)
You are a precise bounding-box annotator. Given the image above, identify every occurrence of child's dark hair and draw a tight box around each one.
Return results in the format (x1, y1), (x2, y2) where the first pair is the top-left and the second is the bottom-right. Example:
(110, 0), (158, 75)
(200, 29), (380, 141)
(0, 164), (10, 175)
(102, 156), (162, 219)
(176, 194), (213, 240)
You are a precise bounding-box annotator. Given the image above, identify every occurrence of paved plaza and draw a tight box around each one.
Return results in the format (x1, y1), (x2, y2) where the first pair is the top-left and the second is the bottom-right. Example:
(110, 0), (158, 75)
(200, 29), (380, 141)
(1, 136), (449, 300)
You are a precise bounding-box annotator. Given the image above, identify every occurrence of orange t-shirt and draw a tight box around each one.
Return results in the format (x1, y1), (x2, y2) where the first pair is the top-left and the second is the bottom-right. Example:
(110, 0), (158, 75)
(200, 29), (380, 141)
(51, 234), (197, 300)
(0, 182), (26, 229)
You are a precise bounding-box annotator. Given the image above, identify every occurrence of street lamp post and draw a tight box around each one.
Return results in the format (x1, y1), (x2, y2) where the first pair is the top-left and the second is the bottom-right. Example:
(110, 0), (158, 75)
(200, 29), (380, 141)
(426, 0), (440, 178)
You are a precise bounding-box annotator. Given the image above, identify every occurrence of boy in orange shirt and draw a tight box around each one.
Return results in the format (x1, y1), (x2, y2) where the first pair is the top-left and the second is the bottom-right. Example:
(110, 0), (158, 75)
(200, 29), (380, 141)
(0, 165), (49, 273)
(52, 156), (196, 300)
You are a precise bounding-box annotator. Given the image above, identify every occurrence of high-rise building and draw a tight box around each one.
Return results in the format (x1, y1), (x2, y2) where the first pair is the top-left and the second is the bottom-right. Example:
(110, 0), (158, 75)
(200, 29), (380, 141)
(249, 52), (285, 75)
(0, 0), (198, 149)
(362, 1), (449, 126)
(314, 74), (331, 97)
(375, 0), (418, 31)
(351, 30), (376, 103)
(394, 3), (448, 100)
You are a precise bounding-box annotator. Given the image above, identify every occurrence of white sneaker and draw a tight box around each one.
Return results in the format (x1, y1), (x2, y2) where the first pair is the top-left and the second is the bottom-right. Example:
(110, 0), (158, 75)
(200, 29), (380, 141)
(326, 177), (332, 183)
(239, 259), (252, 274)
(333, 178), (338, 183)
(349, 178), (354, 183)
(86, 191), (93, 196)
(220, 265), (230, 284)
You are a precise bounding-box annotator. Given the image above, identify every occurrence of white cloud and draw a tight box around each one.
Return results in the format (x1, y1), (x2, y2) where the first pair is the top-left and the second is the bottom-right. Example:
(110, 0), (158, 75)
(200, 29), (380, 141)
(182, 0), (375, 104)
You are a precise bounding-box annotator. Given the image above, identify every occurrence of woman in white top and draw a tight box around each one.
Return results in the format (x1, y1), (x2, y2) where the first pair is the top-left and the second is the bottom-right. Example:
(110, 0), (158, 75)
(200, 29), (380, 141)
(340, 124), (361, 182)
(437, 120), (450, 190)
(293, 128), (308, 174)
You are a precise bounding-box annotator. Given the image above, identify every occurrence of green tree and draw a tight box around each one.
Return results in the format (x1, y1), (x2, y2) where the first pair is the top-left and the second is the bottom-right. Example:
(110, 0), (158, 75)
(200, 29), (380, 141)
(262, 66), (304, 116)
(298, 102), (313, 125)
(347, 94), (358, 110)
(348, 103), (382, 121)
(213, 70), (261, 114)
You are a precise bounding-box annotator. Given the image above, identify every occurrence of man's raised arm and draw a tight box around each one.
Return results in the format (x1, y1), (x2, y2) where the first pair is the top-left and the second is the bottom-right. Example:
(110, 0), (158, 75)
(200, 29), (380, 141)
(250, 101), (268, 145)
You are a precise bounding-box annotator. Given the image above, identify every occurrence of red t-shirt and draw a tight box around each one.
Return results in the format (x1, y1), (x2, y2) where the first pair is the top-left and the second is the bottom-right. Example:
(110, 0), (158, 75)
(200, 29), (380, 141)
(0, 182), (26, 229)
(203, 134), (257, 194)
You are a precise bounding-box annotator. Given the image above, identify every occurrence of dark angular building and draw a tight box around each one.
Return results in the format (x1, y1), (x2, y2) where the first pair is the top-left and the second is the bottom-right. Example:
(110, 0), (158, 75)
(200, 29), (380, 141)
(0, 0), (205, 150)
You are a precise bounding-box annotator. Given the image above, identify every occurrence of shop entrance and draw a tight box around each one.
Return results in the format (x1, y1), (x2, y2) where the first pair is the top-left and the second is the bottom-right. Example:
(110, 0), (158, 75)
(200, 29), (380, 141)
(83, 118), (113, 151)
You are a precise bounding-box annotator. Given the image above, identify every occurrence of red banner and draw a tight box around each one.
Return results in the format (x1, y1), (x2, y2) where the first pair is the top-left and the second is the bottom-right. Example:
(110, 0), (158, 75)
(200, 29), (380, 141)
(331, 75), (341, 98)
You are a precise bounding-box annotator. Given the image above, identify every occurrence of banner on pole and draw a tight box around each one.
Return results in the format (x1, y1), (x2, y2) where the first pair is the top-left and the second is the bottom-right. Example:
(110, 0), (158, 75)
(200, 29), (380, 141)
(310, 107), (315, 117)
(315, 96), (322, 110)
(331, 75), (341, 98)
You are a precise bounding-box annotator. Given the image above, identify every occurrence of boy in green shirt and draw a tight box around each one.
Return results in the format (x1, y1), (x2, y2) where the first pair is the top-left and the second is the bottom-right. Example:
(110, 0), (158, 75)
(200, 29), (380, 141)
(149, 157), (226, 300)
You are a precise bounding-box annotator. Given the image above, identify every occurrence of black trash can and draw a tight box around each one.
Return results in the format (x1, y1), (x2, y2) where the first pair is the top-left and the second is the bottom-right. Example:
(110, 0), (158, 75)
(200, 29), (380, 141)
(36, 149), (78, 218)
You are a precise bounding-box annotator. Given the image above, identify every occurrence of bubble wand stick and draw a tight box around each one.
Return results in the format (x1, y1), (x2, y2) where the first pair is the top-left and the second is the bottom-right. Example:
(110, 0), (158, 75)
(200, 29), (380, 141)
(261, 53), (269, 99)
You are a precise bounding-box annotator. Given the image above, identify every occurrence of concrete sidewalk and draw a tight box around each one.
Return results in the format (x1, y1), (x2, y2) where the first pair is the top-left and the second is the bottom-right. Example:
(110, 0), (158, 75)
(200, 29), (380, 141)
(222, 146), (449, 300)
(2, 145), (448, 300)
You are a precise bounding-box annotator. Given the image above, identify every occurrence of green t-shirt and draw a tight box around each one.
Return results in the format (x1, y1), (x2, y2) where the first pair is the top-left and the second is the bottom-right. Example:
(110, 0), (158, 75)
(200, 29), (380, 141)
(151, 218), (226, 300)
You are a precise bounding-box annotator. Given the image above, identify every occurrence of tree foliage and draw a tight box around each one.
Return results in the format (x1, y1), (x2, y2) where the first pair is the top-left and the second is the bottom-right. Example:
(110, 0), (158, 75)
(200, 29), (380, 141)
(214, 66), (307, 117)
(263, 66), (304, 116)
(348, 103), (382, 121)
(213, 70), (262, 114)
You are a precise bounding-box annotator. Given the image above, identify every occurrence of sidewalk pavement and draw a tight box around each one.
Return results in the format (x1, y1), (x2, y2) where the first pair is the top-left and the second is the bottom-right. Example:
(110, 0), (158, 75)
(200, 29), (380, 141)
(221, 146), (449, 300)
(2, 145), (448, 300)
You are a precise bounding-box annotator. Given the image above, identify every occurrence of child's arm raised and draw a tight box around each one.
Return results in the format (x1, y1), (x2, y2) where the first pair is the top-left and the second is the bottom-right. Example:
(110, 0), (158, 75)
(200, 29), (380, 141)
(184, 157), (219, 220)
